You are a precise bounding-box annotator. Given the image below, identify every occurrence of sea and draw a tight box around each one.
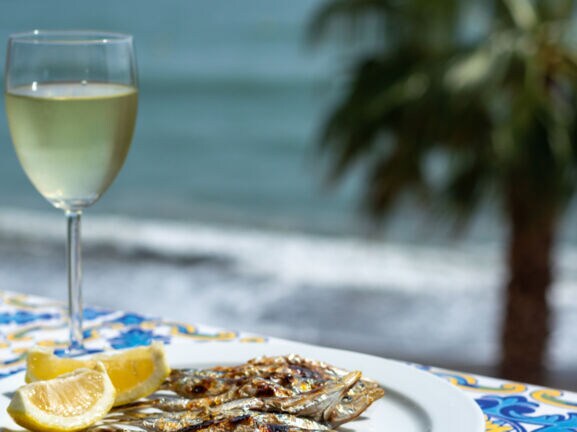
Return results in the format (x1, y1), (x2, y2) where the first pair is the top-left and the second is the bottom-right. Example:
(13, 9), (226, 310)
(0, 0), (576, 385)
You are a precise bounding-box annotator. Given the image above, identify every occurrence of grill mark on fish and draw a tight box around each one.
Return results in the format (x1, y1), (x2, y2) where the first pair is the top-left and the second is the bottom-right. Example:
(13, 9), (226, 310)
(266, 425), (290, 432)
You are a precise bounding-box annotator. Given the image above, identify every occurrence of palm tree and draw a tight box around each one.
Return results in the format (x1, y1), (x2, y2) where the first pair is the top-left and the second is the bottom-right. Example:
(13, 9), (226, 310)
(310, 0), (577, 384)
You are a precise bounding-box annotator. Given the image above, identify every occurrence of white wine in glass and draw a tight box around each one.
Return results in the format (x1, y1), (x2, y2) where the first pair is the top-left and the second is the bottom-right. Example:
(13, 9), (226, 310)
(4, 31), (138, 352)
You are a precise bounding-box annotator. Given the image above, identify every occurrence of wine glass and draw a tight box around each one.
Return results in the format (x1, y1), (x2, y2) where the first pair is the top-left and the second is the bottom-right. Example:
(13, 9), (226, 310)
(4, 30), (138, 352)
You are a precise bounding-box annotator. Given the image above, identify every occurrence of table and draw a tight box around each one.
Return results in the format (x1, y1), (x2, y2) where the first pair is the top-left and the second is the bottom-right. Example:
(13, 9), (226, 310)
(1, 290), (576, 431)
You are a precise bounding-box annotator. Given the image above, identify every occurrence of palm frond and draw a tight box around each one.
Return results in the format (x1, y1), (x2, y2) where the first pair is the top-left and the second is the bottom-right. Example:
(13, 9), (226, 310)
(444, 30), (517, 93)
(503, 0), (537, 30)
(310, 0), (577, 227)
(361, 140), (429, 219)
(535, 0), (575, 21)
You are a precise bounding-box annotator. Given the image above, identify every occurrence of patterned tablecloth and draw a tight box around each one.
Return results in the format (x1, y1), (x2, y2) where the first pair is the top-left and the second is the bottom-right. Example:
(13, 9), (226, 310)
(1, 290), (577, 431)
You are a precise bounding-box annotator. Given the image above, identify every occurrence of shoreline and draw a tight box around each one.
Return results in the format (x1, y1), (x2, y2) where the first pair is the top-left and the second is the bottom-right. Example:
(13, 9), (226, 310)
(0, 209), (575, 391)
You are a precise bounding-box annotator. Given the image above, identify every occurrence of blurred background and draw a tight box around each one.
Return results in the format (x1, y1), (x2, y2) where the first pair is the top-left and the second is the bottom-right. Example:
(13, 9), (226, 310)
(0, 0), (576, 389)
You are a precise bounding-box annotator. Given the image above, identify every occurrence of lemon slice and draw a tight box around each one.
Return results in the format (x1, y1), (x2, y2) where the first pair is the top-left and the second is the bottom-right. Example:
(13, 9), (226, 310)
(8, 363), (115, 432)
(26, 342), (171, 406)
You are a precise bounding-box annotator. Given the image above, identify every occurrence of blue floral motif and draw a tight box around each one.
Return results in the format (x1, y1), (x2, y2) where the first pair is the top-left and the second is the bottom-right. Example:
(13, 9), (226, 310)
(0, 368), (24, 379)
(0, 311), (57, 325)
(83, 307), (115, 321)
(108, 328), (170, 349)
(111, 313), (152, 326)
(83, 327), (97, 340)
(478, 395), (577, 431)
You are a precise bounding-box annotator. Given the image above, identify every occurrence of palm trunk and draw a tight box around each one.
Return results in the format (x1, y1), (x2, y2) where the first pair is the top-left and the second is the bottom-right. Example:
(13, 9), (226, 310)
(500, 190), (557, 384)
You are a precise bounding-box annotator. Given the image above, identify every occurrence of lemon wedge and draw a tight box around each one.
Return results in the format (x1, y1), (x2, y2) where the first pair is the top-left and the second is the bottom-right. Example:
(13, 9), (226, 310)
(8, 362), (115, 432)
(26, 341), (171, 406)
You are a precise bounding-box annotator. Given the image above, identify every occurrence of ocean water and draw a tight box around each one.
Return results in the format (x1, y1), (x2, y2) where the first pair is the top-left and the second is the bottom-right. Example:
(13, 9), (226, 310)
(0, 0), (576, 381)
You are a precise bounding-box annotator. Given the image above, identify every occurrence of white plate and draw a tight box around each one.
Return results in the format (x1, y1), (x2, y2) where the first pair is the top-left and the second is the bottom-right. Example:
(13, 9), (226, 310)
(0, 341), (485, 431)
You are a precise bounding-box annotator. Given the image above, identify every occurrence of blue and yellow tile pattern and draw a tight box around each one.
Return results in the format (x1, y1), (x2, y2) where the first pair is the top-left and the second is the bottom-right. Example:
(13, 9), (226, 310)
(1, 290), (576, 431)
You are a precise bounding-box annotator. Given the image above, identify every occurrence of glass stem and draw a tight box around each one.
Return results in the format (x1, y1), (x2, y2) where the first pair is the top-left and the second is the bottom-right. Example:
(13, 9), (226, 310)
(66, 209), (83, 352)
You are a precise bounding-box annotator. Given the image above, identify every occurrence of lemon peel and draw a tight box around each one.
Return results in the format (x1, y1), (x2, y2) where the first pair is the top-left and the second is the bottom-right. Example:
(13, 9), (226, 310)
(8, 362), (115, 432)
(26, 341), (171, 406)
